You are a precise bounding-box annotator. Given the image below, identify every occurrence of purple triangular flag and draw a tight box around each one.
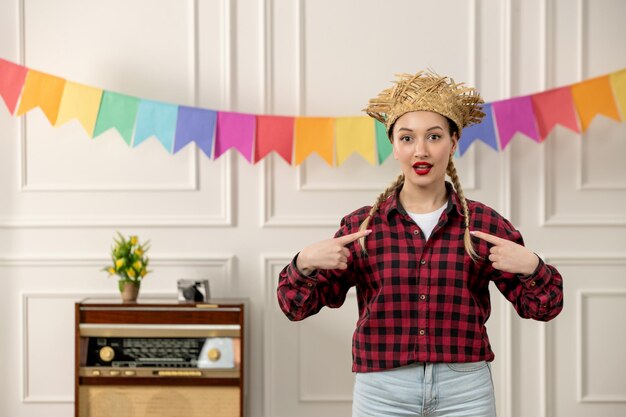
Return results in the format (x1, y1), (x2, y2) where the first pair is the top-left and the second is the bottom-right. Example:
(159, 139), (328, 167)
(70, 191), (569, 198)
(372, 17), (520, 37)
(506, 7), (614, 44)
(458, 103), (499, 156)
(214, 111), (256, 162)
(492, 96), (540, 149)
(174, 106), (217, 157)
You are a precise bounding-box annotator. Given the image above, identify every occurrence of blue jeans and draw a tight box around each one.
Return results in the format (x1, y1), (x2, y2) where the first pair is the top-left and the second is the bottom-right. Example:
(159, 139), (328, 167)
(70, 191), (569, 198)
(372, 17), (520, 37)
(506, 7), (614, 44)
(352, 361), (496, 417)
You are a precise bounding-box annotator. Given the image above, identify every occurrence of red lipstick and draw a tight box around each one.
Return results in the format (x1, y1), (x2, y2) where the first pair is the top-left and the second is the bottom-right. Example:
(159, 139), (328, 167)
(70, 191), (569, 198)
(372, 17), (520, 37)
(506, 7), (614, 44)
(412, 162), (433, 175)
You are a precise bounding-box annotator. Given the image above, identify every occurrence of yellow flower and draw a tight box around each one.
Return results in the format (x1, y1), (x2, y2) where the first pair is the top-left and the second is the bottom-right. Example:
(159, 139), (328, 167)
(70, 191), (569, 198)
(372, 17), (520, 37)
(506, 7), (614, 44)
(104, 233), (151, 282)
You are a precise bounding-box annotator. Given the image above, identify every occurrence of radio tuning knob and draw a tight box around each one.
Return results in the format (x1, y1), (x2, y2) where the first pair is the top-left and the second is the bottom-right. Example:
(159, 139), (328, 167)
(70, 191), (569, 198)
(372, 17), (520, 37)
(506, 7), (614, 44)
(99, 346), (115, 362)
(208, 348), (221, 362)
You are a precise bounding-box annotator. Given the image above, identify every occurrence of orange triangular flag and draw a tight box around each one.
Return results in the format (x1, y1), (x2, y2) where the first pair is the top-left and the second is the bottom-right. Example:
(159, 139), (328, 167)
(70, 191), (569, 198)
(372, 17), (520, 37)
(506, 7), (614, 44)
(16, 70), (66, 125)
(294, 117), (334, 166)
(609, 69), (626, 120)
(571, 74), (621, 131)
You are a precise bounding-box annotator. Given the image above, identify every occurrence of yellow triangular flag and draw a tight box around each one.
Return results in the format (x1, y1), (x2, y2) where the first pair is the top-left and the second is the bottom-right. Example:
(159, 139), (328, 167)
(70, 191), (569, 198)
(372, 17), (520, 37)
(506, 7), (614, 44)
(609, 69), (626, 121)
(16, 70), (66, 125)
(335, 117), (376, 166)
(294, 117), (334, 166)
(55, 81), (103, 136)
(571, 74), (621, 131)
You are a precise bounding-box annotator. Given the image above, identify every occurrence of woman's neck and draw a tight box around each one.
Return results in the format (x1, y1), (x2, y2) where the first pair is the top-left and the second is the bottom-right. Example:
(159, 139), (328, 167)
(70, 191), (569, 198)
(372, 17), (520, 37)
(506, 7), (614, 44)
(399, 182), (448, 214)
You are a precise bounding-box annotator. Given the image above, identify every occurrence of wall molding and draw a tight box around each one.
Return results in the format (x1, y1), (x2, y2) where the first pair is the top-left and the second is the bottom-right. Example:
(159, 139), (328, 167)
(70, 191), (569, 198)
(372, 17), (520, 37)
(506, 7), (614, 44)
(577, 289), (626, 403)
(261, 0), (480, 227)
(297, 289), (356, 403)
(21, 290), (175, 403)
(540, 0), (626, 226)
(263, 254), (354, 406)
(536, 4), (550, 416)
(5, 0), (234, 228)
(263, 254), (291, 417)
(499, 0), (513, 414)
(1, 253), (235, 270)
(572, 0), (625, 191)
(19, 0), (200, 193)
(542, 255), (626, 412)
(17, 254), (234, 403)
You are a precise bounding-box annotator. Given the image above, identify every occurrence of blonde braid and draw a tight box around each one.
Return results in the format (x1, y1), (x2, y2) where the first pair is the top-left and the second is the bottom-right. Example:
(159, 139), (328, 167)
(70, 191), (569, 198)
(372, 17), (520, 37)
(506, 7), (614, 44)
(447, 158), (480, 261)
(358, 173), (405, 255)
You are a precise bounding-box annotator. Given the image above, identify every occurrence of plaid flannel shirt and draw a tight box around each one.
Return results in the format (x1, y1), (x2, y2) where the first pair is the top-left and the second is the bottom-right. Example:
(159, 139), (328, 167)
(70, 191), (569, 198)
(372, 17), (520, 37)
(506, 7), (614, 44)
(277, 183), (564, 372)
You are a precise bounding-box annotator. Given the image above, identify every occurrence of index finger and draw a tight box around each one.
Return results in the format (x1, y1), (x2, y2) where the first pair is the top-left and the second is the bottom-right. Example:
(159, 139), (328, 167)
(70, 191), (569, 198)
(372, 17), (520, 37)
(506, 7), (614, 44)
(470, 230), (509, 245)
(336, 229), (372, 246)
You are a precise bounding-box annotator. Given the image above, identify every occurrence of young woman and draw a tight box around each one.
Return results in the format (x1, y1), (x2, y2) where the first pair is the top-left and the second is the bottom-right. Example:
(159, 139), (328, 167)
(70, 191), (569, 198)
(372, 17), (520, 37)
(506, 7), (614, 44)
(277, 70), (564, 417)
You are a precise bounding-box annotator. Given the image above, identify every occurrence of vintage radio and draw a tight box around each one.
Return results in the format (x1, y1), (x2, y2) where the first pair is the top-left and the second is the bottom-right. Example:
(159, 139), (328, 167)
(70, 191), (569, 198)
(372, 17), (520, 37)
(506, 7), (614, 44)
(75, 298), (245, 417)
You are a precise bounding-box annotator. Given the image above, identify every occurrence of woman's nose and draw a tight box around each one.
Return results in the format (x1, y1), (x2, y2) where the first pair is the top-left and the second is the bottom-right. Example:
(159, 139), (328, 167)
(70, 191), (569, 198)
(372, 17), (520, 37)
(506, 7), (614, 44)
(414, 138), (428, 157)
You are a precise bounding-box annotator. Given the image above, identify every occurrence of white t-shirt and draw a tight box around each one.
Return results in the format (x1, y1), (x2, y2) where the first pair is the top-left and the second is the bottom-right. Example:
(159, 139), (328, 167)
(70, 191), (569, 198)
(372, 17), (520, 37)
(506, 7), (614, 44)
(407, 203), (447, 241)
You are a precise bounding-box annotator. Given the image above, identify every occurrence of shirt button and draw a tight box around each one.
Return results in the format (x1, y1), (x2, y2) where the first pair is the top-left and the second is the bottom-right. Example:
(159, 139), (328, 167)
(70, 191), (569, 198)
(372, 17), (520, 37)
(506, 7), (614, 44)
(306, 282), (313, 287)
(419, 329), (426, 336)
(413, 230), (420, 235)
(530, 280), (536, 287)
(420, 259), (426, 265)
(419, 294), (426, 300)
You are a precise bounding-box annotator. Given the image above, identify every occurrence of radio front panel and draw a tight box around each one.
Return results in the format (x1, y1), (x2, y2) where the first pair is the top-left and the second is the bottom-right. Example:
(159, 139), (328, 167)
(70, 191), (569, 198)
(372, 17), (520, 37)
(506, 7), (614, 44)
(75, 299), (246, 417)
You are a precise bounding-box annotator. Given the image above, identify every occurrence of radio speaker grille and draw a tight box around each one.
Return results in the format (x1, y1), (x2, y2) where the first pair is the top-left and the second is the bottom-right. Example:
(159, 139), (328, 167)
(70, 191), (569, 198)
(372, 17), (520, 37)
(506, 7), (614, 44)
(78, 386), (240, 417)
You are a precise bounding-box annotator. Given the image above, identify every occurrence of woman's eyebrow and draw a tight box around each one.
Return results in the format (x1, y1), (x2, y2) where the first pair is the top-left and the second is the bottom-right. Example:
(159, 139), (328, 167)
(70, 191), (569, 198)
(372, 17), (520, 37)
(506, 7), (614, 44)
(396, 126), (443, 133)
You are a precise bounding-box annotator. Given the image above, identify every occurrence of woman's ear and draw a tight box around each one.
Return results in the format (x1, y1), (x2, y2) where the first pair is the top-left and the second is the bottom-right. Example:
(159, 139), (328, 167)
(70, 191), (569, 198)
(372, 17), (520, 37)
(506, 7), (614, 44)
(450, 132), (459, 156)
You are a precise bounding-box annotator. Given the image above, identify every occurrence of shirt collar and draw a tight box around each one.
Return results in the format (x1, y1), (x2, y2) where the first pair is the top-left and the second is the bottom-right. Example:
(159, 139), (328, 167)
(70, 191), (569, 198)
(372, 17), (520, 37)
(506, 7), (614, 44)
(380, 181), (465, 220)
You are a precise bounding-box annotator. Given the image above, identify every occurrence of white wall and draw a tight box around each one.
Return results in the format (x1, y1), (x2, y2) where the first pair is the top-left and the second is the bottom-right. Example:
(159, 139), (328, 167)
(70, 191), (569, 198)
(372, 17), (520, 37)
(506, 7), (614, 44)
(1, 0), (625, 416)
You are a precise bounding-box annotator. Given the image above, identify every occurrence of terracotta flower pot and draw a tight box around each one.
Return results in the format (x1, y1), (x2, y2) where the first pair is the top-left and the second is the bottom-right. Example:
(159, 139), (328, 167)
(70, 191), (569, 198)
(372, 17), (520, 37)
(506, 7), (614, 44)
(120, 281), (140, 302)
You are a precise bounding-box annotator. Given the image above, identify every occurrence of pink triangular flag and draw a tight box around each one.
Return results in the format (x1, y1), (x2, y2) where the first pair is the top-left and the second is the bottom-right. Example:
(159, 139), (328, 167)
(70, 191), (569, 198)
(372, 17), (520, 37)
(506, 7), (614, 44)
(492, 96), (540, 149)
(214, 111), (256, 162)
(0, 58), (28, 114)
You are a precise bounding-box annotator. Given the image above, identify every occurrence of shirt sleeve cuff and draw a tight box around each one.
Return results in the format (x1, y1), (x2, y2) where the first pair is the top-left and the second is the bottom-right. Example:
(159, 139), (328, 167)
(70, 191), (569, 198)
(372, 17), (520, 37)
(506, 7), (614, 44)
(287, 253), (320, 288)
(517, 255), (549, 291)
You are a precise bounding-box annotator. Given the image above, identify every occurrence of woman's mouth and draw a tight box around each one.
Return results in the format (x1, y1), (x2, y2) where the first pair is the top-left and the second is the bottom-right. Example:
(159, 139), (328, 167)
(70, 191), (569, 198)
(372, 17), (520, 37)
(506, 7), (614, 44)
(413, 162), (433, 175)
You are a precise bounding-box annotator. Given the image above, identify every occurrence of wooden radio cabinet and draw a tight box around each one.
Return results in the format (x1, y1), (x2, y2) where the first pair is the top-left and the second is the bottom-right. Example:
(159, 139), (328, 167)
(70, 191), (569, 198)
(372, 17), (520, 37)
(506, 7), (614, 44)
(75, 298), (246, 417)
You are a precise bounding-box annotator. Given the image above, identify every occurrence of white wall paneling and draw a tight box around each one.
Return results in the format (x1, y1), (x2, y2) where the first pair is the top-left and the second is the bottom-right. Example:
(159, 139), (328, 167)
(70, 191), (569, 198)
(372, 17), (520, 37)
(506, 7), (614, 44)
(261, 0), (483, 228)
(263, 255), (355, 416)
(2, 0), (626, 416)
(540, 0), (626, 226)
(2, 0), (234, 228)
(14, 255), (233, 406)
(542, 256), (626, 417)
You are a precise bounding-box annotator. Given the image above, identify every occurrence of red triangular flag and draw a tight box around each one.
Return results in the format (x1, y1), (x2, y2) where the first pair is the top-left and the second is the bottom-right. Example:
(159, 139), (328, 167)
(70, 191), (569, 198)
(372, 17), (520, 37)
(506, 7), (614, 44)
(254, 115), (294, 164)
(0, 58), (28, 114)
(531, 86), (580, 139)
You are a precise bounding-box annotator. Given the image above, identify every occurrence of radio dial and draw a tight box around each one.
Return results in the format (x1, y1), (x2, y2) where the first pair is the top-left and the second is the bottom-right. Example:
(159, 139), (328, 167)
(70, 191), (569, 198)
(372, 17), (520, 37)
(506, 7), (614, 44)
(99, 346), (115, 362)
(208, 348), (221, 362)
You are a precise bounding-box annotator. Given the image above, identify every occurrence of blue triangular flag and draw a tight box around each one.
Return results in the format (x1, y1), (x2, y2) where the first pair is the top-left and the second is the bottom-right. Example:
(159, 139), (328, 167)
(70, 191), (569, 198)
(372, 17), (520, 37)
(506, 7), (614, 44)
(133, 99), (178, 152)
(458, 103), (499, 156)
(174, 106), (217, 157)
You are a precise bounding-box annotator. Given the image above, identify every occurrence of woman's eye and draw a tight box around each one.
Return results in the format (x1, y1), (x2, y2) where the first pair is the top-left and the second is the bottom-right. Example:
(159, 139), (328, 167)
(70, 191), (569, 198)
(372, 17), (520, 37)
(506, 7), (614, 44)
(428, 134), (441, 141)
(401, 135), (412, 142)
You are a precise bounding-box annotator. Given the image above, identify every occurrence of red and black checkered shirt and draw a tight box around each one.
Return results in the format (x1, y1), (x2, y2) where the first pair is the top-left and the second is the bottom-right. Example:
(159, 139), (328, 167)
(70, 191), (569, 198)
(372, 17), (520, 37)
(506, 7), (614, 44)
(277, 183), (564, 372)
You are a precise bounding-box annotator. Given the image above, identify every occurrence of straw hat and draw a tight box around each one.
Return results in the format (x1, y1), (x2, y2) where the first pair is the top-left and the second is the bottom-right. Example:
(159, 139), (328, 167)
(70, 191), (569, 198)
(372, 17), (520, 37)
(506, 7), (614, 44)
(364, 70), (485, 140)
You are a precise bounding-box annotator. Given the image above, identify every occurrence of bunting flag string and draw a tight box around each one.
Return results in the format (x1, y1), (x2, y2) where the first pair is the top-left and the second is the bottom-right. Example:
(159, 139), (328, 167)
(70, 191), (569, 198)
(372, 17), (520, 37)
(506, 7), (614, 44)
(1, 57), (625, 166)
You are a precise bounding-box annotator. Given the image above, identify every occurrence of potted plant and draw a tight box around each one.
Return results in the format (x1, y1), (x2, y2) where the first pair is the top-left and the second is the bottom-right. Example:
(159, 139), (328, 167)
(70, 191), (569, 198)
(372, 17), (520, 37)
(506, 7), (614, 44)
(103, 232), (151, 302)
